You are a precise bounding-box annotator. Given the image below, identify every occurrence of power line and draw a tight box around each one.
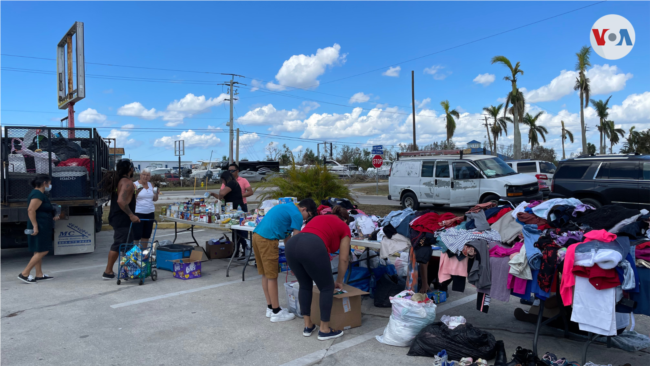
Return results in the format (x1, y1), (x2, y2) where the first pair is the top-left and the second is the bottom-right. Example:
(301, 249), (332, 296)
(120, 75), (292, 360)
(319, 1), (607, 85)
(1, 109), (229, 121)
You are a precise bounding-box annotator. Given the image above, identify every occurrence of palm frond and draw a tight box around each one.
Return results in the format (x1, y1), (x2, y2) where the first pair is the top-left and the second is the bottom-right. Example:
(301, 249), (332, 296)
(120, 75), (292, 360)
(491, 56), (513, 70)
(566, 130), (574, 143)
(440, 100), (450, 112)
(450, 110), (460, 118)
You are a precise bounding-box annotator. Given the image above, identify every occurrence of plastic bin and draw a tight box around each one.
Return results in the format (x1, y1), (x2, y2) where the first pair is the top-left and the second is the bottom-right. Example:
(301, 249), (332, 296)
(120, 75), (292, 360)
(157, 244), (194, 271)
(51, 166), (88, 198)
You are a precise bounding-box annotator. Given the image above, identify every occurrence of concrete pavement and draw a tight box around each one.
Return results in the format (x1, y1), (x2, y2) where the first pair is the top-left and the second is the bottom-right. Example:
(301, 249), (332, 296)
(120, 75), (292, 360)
(2, 228), (647, 365)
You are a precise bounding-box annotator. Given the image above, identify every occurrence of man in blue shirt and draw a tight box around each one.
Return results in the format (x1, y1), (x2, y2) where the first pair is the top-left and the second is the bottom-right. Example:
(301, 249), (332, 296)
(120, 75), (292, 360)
(253, 198), (317, 322)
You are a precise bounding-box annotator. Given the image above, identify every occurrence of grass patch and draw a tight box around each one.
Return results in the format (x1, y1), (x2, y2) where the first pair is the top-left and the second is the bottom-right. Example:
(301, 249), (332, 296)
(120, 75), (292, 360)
(352, 186), (389, 196)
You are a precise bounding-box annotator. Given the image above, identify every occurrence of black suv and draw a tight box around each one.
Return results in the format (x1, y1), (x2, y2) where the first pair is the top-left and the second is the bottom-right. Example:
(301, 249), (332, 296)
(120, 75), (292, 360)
(551, 155), (650, 209)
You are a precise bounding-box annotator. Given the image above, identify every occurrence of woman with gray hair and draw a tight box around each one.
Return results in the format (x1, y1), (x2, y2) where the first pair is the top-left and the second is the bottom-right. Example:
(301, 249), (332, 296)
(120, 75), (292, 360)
(133, 168), (159, 248)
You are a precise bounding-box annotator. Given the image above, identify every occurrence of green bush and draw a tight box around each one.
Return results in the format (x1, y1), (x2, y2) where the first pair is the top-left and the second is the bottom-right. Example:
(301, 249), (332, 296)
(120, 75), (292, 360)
(258, 163), (354, 203)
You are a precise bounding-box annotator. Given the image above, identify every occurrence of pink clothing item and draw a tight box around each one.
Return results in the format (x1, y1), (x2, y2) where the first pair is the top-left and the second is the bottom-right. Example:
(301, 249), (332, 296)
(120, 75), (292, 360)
(560, 229), (617, 306)
(490, 242), (523, 258)
(636, 247), (650, 261)
(221, 177), (251, 204)
(507, 274), (528, 294)
(438, 252), (469, 282)
(527, 200), (543, 208)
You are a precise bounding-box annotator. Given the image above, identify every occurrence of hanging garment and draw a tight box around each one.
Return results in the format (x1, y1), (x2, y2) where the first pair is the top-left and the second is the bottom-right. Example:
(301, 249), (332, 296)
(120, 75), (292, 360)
(531, 198), (583, 220)
(574, 236), (630, 268)
(379, 234), (410, 259)
(438, 252), (469, 283)
(618, 259), (636, 291)
(476, 293), (491, 313)
(382, 208), (416, 227)
(509, 245), (532, 280)
(411, 212), (458, 233)
(630, 267), (650, 316)
(488, 254), (513, 302)
(522, 225), (543, 270)
(465, 211), (490, 231)
(466, 239), (491, 292)
(490, 242), (523, 258)
(535, 235), (560, 293)
(439, 228), (501, 256)
(573, 265), (621, 290)
(575, 205), (641, 231)
(405, 247), (419, 291)
(491, 213), (523, 244)
(510, 269), (551, 302)
(571, 276), (617, 336)
(560, 229), (617, 306)
(466, 202), (497, 214)
(637, 247), (650, 261)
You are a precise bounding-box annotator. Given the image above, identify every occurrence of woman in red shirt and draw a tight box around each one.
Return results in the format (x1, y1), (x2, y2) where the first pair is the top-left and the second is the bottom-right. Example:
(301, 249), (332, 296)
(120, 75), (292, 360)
(285, 206), (352, 341)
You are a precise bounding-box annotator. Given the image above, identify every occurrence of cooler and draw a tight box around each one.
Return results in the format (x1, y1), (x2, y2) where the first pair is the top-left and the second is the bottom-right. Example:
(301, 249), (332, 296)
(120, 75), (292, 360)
(51, 166), (89, 198)
(157, 244), (194, 271)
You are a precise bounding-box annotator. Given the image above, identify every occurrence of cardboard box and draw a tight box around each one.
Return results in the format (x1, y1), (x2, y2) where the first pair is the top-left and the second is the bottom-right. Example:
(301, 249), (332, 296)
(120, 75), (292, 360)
(205, 240), (234, 259)
(310, 283), (369, 330)
(171, 250), (203, 280)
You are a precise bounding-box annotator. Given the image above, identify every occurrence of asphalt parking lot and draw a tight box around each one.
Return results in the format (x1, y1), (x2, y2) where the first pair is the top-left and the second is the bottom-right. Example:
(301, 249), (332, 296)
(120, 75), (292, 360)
(2, 228), (648, 366)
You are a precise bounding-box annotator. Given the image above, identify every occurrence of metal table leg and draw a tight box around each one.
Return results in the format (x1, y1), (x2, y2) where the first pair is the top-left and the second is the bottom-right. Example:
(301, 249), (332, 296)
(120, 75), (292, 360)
(242, 231), (253, 281)
(173, 222), (178, 244)
(581, 332), (598, 365)
(226, 230), (239, 277)
(532, 299), (546, 357)
(190, 224), (209, 258)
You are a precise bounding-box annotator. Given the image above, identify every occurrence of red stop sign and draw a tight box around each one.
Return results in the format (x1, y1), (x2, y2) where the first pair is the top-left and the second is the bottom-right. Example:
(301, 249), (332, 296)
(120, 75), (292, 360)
(372, 155), (383, 168)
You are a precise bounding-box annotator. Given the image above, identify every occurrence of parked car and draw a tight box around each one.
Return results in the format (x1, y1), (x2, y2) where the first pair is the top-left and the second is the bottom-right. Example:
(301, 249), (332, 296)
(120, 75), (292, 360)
(388, 151), (541, 209)
(238, 169), (269, 183)
(551, 154), (650, 209)
(150, 168), (171, 176)
(506, 160), (556, 198)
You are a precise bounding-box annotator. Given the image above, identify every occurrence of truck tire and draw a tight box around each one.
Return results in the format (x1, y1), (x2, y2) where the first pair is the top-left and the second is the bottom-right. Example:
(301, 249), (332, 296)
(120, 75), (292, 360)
(579, 197), (602, 209)
(481, 194), (500, 204)
(401, 192), (420, 210)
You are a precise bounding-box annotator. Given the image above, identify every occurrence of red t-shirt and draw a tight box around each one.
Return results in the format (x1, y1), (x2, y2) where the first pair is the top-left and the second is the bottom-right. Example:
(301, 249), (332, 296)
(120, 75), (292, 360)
(301, 215), (352, 254)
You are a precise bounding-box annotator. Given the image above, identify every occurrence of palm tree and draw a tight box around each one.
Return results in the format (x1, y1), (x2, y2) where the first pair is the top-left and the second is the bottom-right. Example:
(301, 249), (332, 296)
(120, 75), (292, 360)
(560, 120), (574, 160)
(622, 126), (641, 153)
(492, 56), (524, 159)
(590, 96), (613, 154)
(574, 46), (592, 155)
(605, 120), (625, 154)
(522, 112), (548, 151)
(483, 104), (504, 155)
(440, 100), (460, 145)
(490, 117), (509, 156)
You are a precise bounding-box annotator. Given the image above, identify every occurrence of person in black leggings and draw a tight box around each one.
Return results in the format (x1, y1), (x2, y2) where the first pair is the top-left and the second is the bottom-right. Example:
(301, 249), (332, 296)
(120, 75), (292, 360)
(285, 206), (351, 341)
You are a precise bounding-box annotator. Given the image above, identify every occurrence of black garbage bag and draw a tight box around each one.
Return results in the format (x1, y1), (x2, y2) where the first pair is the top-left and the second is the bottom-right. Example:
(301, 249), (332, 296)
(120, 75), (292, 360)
(29, 137), (85, 162)
(374, 273), (404, 307)
(407, 322), (497, 360)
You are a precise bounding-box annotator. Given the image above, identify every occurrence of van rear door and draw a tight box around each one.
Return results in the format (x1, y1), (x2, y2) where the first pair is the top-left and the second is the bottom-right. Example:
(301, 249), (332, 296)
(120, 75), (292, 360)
(418, 161), (436, 203)
(450, 161), (481, 206)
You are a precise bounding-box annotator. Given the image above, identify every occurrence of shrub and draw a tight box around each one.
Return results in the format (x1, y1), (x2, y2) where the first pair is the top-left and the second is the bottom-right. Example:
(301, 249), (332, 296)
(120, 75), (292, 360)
(258, 163), (354, 203)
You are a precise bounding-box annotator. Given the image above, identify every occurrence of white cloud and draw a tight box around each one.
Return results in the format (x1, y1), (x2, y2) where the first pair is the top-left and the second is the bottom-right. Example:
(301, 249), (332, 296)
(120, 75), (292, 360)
(250, 79), (263, 92)
(121, 124), (135, 129)
(107, 129), (140, 147)
(609, 92), (650, 123)
(424, 65), (450, 80)
(292, 145), (303, 153)
(78, 108), (107, 123)
(349, 92), (371, 104)
(416, 98), (431, 109)
(239, 132), (260, 147)
(473, 73), (495, 86)
(117, 102), (158, 120)
(383, 66), (401, 77)
(266, 44), (345, 91)
(117, 93), (228, 126)
(237, 102), (318, 126)
(524, 64), (633, 103)
(154, 130), (221, 149)
(207, 125), (223, 131)
(497, 97), (507, 103)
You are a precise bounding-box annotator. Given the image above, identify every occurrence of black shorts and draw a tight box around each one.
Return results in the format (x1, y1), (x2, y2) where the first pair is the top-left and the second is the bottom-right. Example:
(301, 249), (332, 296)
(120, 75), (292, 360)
(133, 212), (155, 240)
(111, 226), (134, 252)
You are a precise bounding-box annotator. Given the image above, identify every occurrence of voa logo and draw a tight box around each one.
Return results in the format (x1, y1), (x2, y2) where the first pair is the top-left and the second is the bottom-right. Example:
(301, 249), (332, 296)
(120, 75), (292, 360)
(590, 14), (635, 60)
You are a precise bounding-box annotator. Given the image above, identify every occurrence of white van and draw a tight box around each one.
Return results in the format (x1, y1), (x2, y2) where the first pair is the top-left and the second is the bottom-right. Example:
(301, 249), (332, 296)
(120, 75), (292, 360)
(388, 152), (542, 209)
(506, 160), (556, 198)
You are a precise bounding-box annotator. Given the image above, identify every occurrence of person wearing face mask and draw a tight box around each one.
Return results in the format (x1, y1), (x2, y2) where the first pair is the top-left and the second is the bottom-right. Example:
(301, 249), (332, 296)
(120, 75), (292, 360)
(18, 174), (61, 284)
(100, 159), (140, 280)
(252, 198), (317, 323)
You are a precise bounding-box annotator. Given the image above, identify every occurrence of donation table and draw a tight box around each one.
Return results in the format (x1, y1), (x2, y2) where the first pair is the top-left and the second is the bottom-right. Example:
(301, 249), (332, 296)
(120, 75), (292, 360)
(159, 215), (232, 257)
(226, 224), (442, 282)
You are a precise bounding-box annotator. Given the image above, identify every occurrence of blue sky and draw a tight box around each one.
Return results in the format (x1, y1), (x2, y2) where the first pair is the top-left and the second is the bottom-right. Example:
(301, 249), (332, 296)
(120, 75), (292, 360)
(2, 1), (649, 162)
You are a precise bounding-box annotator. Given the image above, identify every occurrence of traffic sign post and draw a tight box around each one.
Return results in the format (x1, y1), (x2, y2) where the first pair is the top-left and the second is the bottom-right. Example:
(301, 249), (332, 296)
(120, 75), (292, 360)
(372, 145), (384, 155)
(372, 154), (383, 195)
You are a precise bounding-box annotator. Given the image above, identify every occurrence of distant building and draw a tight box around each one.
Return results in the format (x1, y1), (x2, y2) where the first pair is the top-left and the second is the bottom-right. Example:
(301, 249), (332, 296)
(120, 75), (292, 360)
(131, 160), (194, 172)
(467, 140), (481, 149)
(108, 148), (125, 169)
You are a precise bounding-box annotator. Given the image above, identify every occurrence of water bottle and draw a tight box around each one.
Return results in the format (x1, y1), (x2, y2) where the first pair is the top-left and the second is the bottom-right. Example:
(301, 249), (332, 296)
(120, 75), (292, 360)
(24, 229), (34, 235)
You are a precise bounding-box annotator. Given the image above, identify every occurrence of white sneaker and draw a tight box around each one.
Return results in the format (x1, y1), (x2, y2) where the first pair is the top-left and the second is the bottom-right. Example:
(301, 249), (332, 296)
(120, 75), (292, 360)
(266, 308), (273, 318)
(270, 308), (295, 322)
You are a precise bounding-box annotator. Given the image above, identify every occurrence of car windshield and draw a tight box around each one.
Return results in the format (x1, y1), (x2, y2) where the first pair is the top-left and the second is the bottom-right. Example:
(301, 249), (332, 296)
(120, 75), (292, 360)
(474, 158), (517, 178)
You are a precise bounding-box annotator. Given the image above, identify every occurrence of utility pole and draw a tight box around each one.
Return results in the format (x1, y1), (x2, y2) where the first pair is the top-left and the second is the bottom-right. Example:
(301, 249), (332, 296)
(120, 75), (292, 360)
(412, 70), (417, 151)
(175, 140), (184, 187)
(236, 128), (240, 165)
(220, 74), (246, 165)
(482, 116), (493, 155)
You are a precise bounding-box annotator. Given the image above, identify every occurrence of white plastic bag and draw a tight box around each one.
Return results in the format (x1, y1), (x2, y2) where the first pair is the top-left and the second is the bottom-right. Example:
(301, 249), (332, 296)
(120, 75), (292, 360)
(284, 282), (303, 318)
(376, 290), (437, 347)
(394, 252), (409, 277)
